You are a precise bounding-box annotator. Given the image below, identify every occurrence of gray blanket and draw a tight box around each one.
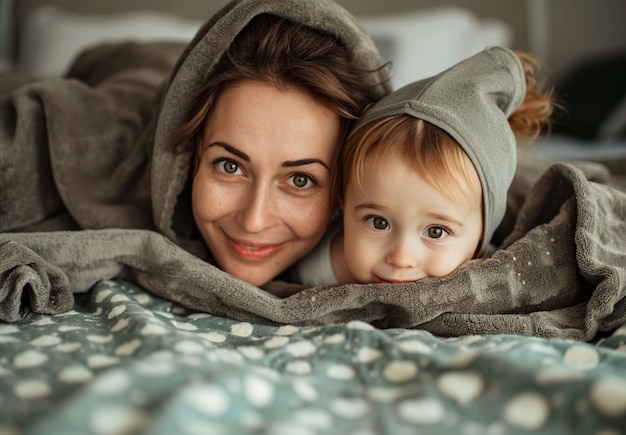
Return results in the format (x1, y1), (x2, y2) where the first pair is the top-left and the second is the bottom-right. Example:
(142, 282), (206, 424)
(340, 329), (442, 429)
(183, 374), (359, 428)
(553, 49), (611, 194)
(1, 0), (625, 341)
(2, 161), (625, 341)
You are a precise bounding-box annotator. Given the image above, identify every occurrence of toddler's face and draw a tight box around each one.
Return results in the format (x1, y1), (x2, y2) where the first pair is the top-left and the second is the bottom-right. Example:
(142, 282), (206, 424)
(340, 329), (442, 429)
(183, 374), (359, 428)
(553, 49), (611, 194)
(342, 153), (483, 283)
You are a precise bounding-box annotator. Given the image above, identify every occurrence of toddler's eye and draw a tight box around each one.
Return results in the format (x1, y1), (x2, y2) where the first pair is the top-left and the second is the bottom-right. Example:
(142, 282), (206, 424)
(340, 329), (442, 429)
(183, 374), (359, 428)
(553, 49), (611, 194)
(218, 159), (241, 174)
(426, 226), (449, 239)
(289, 174), (315, 189)
(366, 216), (389, 231)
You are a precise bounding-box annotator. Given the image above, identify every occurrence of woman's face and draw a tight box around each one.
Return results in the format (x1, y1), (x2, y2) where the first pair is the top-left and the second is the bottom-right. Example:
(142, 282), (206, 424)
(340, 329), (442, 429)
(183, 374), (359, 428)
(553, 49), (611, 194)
(192, 80), (341, 286)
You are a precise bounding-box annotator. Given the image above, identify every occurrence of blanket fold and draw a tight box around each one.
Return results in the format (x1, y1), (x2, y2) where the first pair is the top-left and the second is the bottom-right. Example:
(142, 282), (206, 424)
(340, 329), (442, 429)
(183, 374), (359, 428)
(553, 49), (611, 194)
(0, 241), (73, 321)
(2, 163), (625, 340)
(0, 42), (186, 234)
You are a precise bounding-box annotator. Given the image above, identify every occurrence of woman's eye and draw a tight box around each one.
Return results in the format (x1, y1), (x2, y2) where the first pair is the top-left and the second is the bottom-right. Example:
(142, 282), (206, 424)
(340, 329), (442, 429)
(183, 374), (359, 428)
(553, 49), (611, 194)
(217, 159), (241, 175)
(366, 216), (389, 231)
(288, 174), (315, 189)
(425, 226), (449, 239)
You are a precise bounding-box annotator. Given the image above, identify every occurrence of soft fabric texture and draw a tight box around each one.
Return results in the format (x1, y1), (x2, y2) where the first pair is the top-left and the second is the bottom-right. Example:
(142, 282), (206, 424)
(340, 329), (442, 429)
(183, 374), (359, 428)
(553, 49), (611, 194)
(1, 1), (626, 342)
(351, 46), (524, 256)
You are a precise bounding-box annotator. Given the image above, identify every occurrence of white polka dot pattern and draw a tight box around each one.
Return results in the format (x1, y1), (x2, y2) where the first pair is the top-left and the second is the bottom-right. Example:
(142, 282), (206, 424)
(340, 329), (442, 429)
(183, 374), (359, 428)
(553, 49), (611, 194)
(0, 280), (625, 434)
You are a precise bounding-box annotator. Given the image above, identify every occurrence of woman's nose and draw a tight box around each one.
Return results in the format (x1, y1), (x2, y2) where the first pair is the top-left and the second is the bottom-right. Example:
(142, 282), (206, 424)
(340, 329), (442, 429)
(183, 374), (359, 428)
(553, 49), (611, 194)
(385, 239), (419, 269)
(237, 182), (277, 233)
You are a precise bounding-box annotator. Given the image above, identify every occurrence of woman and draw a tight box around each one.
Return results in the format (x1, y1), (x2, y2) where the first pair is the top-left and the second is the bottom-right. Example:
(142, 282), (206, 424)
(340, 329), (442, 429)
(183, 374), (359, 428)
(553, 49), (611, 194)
(171, 13), (390, 286)
(0, 0), (391, 295)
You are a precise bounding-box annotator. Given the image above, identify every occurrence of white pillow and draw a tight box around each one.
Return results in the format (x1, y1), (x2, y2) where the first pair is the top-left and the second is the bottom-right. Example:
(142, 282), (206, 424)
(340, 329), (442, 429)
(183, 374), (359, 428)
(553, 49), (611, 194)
(17, 6), (203, 78)
(357, 7), (513, 89)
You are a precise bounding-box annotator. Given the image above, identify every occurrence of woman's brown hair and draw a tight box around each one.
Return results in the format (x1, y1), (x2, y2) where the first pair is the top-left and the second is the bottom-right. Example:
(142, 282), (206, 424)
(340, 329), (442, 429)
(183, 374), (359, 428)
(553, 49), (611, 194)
(171, 14), (385, 156)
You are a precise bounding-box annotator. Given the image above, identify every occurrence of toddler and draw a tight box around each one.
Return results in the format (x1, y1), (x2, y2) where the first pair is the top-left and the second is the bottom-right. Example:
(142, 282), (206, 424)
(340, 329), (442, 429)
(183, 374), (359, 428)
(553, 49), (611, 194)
(294, 46), (553, 285)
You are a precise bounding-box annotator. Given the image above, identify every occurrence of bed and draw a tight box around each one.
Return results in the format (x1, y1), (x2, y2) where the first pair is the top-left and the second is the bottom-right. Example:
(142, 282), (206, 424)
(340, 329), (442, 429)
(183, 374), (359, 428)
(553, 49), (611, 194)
(1, 1), (626, 434)
(3, 279), (626, 434)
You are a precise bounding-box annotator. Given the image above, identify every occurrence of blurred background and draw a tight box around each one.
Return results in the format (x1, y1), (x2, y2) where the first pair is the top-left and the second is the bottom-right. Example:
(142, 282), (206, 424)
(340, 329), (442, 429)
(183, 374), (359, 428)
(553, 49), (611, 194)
(1, 0), (625, 155)
(2, 0), (624, 77)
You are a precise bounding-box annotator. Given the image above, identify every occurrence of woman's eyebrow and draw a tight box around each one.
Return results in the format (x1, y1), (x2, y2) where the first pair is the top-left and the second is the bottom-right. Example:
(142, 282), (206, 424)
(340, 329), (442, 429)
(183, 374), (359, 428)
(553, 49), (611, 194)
(207, 142), (250, 162)
(207, 142), (329, 171)
(283, 159), (329, 170)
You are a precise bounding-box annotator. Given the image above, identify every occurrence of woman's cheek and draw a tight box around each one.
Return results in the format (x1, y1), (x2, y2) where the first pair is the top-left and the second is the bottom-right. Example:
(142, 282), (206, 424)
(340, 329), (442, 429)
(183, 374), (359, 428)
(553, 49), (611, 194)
(192, 174), (230, 222)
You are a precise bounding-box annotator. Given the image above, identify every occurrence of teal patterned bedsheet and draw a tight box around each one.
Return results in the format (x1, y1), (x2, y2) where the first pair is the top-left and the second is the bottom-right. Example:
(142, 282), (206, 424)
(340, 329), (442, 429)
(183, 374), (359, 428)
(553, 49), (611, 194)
(1, 280), (626, 435)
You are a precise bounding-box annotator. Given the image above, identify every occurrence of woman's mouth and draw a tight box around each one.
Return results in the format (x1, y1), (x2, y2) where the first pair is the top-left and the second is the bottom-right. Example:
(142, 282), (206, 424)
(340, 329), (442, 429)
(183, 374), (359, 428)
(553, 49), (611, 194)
(226, 235), (285, 261)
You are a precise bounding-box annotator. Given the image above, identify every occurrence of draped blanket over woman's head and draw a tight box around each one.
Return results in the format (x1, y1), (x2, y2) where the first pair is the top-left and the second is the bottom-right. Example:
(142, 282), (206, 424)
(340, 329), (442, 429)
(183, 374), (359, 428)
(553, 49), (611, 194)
(1, 0), (625, 341)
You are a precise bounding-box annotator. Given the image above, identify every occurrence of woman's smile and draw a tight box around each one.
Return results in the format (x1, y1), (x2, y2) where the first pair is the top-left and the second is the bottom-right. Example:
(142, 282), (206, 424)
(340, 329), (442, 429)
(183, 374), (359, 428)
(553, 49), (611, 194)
(225, 233), (287, 261)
